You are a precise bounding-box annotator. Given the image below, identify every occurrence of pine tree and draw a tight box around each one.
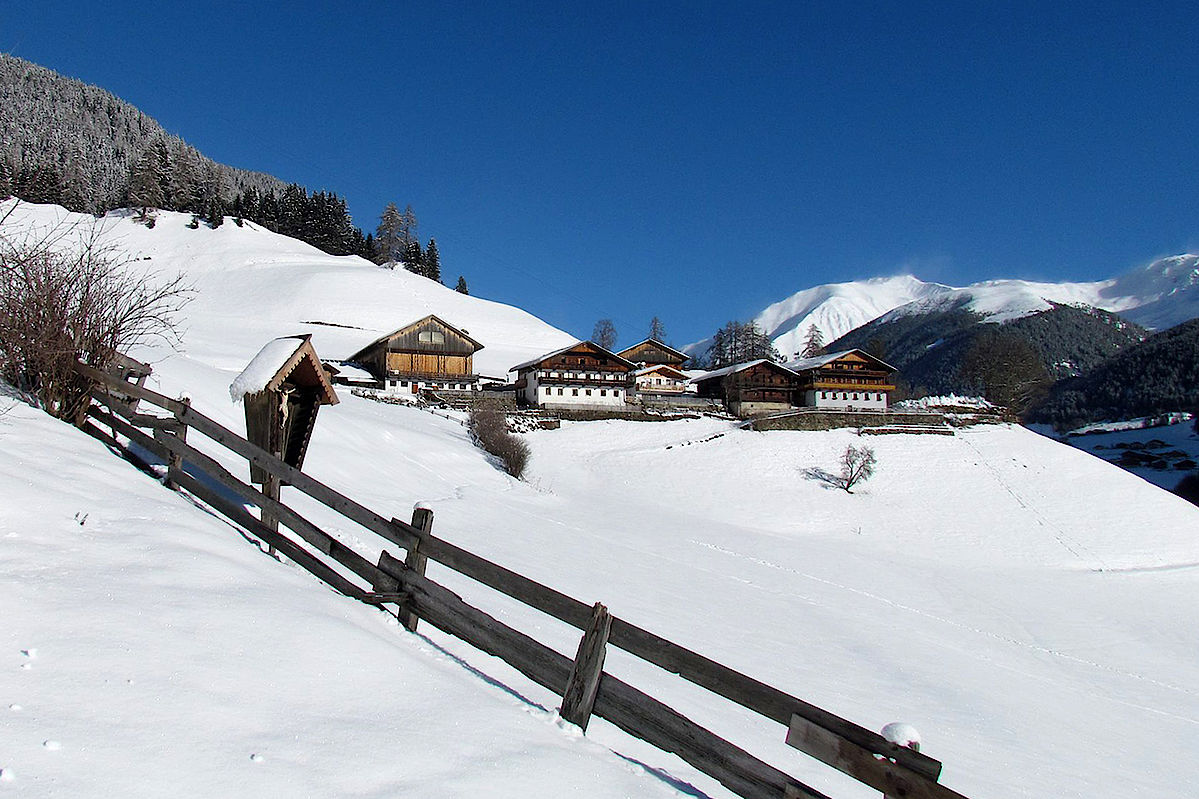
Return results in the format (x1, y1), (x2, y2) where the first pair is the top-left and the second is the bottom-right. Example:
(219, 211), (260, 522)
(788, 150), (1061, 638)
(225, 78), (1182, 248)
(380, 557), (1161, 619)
(649, 316), (667, 342)
(423, 238), (442, 282)
(0, 159), (11, 200)
(403, 239), (424, 273)
(591, 319), (618, 350)
(801, 324), (825, 358)
(455, 275), (469, 295)
(362, 233), (379, 261)
(207, 194), (225, 228)
(376, 202), (404, 267)
(128, 147), (165, 219)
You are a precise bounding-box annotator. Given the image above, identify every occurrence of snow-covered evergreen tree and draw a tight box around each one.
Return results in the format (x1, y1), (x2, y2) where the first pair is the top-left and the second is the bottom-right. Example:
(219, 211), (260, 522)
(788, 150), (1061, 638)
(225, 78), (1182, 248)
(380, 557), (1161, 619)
(455, 275), (469, 295)
(423, 238), (441, 283)
(801, 324), (825, 358)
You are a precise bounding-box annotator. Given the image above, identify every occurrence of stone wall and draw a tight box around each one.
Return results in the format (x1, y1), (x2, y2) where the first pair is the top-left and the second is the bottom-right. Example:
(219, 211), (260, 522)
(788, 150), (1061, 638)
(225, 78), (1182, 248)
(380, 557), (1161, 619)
(750, 410), (947, 431)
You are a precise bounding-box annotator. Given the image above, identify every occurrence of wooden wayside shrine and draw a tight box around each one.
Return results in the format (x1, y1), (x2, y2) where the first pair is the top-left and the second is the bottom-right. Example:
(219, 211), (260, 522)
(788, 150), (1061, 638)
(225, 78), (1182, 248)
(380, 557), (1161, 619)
(76, 357), (972, 799)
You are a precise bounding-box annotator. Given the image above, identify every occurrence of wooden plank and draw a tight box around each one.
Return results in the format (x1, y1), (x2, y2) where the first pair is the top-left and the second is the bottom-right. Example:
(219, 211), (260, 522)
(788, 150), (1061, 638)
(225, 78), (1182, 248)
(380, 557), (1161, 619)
(559, 602), (611, 732)
(591, 672), (831, 799)
(376, 553), (823, 799)
(786, 715), (968, 799)
(89, 404), (390, 590)
(398, 508), (434, 632)
(376, 551), (574, 695)
(170, 468), (369, 601)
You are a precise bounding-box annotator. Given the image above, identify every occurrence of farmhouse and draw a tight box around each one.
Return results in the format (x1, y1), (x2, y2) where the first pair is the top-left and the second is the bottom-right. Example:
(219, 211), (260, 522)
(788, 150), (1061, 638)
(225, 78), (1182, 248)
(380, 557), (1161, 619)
(512, 341), (636, 410)
(616, 339), (689, 369)
(787, 349), (896, 410)
(691, 359), (798, 417)
(347, 315), (484, 395)
(632, 363), (691, 394)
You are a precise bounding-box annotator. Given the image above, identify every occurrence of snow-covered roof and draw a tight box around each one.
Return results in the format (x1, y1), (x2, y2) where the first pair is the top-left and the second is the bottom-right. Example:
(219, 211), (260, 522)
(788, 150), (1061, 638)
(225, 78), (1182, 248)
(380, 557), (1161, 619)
(633, 363), (688, 378)
(329, 361), (377, 383)
(785, 349), (897, 373)
(690, 359), (797, 383)
(510, 341), (636, 372)
(229, 335), (339, 405)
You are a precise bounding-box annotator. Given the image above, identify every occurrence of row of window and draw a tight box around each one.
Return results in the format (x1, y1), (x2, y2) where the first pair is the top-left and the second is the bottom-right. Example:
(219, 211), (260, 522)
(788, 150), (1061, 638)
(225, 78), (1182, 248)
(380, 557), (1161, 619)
(389, 380), (475, 390)
(818, 391), (883, 401)
(542, 387), (623, 398)
(539, 370), (623, 380)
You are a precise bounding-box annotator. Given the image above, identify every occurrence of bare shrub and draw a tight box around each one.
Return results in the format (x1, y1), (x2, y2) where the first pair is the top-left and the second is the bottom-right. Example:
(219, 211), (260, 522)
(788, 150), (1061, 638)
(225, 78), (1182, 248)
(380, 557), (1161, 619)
(468, 405), (530, 478)
(803, 445), (877, 493)
(0, 207), (190, 422)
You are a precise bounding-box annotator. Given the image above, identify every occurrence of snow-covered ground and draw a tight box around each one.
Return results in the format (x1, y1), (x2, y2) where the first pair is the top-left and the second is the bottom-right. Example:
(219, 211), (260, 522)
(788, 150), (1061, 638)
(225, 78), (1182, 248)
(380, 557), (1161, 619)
(1048, 415), (1199, 492)
(4, 201), (1199, 798)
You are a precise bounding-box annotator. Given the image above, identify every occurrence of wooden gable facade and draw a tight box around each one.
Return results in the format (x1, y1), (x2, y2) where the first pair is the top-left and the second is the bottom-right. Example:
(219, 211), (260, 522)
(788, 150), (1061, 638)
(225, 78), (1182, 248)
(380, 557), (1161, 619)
(350, 315), (483, 385)
(789, 349), (896, 409)
(512, 341), (636, 410)
(617, 339), (688, 368)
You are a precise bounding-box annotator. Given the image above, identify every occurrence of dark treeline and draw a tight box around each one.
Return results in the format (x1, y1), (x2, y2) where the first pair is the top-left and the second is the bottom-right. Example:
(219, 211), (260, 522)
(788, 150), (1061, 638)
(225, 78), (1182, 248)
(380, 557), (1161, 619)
(0, 54), (390, 262)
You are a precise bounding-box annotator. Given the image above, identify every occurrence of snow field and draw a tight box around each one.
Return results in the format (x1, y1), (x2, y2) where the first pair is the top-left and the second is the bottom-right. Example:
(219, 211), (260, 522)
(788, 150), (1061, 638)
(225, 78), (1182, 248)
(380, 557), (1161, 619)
(3, 200), (1199, 798)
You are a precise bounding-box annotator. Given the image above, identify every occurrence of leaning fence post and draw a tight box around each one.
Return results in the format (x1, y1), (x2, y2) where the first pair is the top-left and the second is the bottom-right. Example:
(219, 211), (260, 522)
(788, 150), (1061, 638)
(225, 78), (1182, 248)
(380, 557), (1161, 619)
(159, 397), (190, 491)
(397, 503), (434, 632)
(559, 601), (611, 732)
(880, 722), (921, 799)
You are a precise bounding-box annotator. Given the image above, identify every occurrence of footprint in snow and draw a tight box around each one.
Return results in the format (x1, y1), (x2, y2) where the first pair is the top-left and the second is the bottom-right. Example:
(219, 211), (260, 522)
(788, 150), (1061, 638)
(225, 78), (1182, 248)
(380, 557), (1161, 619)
(7, 705), (21, 712)
(249, 753), (265, 763)
(20, 649), (36, 659)
(0, 767), (14, 781)
(43, 740), (61, 751)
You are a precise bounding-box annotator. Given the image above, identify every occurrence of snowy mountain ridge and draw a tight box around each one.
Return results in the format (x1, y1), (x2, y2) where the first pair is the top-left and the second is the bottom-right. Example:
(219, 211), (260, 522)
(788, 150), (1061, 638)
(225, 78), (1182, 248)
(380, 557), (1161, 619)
(701, 255), (1199, 362)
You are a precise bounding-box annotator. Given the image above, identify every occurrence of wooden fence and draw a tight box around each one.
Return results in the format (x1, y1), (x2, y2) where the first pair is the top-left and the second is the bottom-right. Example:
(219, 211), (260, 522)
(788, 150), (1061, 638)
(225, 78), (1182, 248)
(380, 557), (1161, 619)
(75, 360), (971, 799)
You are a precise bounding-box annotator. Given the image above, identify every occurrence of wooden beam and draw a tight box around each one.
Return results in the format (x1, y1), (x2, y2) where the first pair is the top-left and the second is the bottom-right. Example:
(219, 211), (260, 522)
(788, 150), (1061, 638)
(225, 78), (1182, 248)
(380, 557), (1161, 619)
(398, 507), (434, 632)
(786, 715), (968, 799)
(559, 602), (611, 732)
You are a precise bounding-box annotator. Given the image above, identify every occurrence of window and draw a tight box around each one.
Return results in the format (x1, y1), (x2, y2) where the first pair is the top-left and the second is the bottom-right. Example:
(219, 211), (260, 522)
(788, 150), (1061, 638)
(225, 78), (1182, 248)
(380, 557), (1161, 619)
(544, 387), (551, 395)
(557, 388), (563, 395)
(600, 389), (607, 396)
(572, 389), (579, 396)
(400, 381), (409, 387)
(585, 389), (592, 396)
(418, 330), (445, 344)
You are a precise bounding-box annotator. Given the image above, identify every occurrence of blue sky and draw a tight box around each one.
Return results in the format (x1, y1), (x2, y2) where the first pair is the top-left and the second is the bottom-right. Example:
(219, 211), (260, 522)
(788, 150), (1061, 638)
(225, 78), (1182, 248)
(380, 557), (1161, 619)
(4, 1), (1198, 347)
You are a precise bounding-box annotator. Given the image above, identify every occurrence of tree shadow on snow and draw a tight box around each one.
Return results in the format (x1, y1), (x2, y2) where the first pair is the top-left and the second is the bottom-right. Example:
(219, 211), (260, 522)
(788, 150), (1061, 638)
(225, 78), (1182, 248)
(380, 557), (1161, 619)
(801, 466), (843, 490)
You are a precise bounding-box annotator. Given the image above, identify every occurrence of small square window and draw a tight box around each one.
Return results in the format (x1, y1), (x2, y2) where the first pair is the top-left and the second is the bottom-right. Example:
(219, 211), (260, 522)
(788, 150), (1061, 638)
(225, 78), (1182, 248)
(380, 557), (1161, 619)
(600, 389), (607, 396)
(572, 389), (579, 396)
(586, 389), (592, 396)
(558, 388), (564, 395)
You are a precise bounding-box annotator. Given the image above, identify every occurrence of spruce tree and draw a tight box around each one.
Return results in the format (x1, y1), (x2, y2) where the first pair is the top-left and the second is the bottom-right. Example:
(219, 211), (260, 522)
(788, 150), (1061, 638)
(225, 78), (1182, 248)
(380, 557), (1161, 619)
(801, 324), (825, 358)
(455, 275), (469, 295)
(403, 239), (424, 273)
(649, 316), (667, 342)
(128, 148), (165, 218)
(0, 159), (11, 200)
(424, 238), (442, 282)
(376, 202), (404, 266)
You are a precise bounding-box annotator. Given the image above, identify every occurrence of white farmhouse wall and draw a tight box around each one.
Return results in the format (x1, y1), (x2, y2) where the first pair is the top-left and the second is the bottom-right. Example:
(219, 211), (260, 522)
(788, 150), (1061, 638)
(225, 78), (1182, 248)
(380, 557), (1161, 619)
(804, 389), (888, 410)
(521, 370), (629, 409)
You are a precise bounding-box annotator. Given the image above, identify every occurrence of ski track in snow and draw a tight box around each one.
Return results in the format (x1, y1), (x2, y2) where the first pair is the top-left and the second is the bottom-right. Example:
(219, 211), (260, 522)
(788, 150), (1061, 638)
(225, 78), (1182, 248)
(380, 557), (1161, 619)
(690, 539), (1199, 713)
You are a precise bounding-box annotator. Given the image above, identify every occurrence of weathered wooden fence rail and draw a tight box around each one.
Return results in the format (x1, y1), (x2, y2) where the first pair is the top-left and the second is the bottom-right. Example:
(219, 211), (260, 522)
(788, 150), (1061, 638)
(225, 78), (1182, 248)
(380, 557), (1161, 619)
(75, 360), (969, 799)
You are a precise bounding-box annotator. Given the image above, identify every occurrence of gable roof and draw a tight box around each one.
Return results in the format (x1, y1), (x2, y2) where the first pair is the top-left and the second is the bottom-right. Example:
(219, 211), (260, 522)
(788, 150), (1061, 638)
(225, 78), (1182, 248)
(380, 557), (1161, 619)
(616, 339), (689, 362)
(785, 348), (896, 373)
(349, 314), (484, 362)
(510, 340), (637, 372)
(690, 359), (799, 383)
(230, 335), (339, 405)
(633, 363), (689, 379)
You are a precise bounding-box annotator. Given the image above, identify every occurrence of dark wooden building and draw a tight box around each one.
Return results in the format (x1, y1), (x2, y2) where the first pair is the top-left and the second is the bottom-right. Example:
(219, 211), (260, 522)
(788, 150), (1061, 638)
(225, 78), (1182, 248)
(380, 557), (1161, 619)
(692, 359), (798, 417)
(617, 339), (689, 368)
(787, 349), (896, 410)
(348, 315), (484, 394)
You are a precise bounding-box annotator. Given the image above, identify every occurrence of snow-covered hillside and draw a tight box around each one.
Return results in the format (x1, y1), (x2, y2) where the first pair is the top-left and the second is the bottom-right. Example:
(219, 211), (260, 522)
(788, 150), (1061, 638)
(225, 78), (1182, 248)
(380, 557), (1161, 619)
(724, 254), (1199, 363)
(4, 201), (1199, 798)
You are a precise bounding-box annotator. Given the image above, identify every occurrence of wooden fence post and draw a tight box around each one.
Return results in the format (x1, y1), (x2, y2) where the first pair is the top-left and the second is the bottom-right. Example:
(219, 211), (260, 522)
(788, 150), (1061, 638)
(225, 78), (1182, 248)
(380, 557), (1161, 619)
(397, 504), (434, 632)
(560, 601), (612, 732)
(158, 397), (190, 491)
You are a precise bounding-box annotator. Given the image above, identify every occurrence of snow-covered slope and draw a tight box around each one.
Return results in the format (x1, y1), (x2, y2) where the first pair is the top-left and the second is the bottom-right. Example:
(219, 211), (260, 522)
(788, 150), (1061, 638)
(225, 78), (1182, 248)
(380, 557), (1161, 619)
(4, 201), (1199, 798)
(0, 201), (576, 381)
(735, 254), (1199, 363)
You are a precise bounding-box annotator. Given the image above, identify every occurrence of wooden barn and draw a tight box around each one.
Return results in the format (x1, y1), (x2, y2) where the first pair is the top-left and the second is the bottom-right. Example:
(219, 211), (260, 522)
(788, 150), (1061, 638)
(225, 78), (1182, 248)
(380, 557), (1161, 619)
(512, 341), (636, 411)
(787, 349), (896, 410)
(692, 359), (798, 417)
(616, 339), (689, 369)
(348, 315), (484, 394)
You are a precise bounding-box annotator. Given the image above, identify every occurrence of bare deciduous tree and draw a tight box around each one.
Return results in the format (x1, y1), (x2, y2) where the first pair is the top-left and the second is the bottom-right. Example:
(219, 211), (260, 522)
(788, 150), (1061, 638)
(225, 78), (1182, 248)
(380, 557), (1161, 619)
(0, 206), (190, 422)
(803, 444), (877, 493)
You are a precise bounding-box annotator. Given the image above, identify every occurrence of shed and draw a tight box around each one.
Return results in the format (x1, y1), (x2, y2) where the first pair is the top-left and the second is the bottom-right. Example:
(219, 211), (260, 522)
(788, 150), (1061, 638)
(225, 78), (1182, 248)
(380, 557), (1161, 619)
(231, 335), (339, 485)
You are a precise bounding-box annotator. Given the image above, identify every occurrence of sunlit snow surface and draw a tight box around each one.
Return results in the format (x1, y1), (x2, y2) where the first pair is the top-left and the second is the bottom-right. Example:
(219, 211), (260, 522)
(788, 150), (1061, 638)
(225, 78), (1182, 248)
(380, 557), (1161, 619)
(3, 201), (1199, 798)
